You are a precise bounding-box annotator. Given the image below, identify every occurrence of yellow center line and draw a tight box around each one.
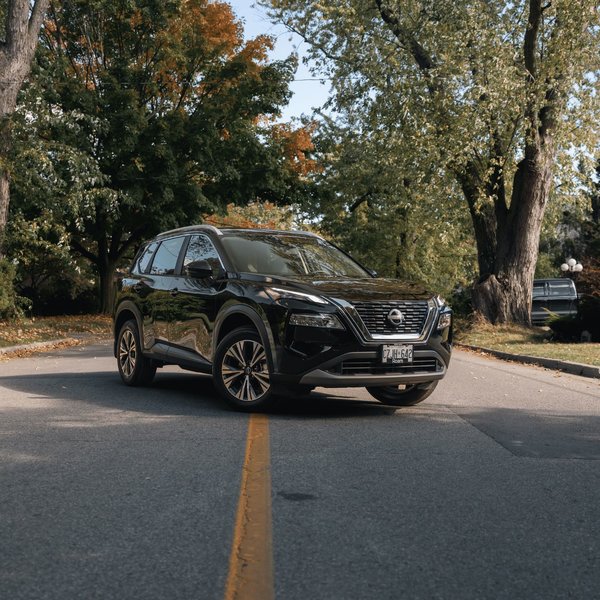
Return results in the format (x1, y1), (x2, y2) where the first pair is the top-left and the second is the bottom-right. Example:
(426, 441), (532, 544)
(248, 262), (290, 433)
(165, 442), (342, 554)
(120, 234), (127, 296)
(224, 413), (273, 600)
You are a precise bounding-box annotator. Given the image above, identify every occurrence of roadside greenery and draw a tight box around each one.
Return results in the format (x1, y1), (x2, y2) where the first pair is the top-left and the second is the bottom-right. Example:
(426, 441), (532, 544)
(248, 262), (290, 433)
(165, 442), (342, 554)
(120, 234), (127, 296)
(6, 0), (318, 313)
(265, 0), (600, 324)
(0, 0), (598, 341)
(0, 314), (111, 348)
(456, 319), (600, 367)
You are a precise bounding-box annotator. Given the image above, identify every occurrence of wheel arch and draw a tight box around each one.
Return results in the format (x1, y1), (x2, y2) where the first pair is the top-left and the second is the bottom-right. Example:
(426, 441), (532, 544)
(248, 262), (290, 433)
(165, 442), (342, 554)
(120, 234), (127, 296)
(114, 302), (144, 357)
(213, 304), (278, 372)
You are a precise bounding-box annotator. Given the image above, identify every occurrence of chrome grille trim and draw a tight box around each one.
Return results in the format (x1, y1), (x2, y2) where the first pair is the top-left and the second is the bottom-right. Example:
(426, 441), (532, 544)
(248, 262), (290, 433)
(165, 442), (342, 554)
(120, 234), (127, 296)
(330, 298), (436, 342)
(352, 300), (429, 336)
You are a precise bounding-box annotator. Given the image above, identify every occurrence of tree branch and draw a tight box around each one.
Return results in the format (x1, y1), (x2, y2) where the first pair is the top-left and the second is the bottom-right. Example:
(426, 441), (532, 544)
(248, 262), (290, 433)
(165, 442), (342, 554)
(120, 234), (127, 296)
(349, 191), (373, 212)
(116, 226), (148, 258)
(70, 238), (98, 264)
(524, 0), (542, 79)
(29, 0), (50, 44)
(374, 0), (436, 71)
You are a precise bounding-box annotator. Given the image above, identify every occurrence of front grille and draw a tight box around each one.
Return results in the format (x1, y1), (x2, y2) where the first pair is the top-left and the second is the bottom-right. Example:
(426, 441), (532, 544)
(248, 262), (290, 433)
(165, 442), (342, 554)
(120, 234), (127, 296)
(329, 357), (441, 376)
(352, 301), (429, 336)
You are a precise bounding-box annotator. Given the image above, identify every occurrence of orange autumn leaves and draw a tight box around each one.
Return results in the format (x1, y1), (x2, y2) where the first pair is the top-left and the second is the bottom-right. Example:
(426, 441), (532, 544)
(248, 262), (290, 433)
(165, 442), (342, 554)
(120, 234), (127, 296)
(203, 202), (294, 230)
(43, 0), (275, 109)
(272, 123), (320, 177)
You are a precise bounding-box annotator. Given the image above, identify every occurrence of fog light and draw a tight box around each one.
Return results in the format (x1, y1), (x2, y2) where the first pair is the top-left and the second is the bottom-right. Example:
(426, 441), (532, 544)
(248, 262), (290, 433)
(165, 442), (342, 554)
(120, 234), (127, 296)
(289, 313), (345, 330)
(437, 312), (452, 330)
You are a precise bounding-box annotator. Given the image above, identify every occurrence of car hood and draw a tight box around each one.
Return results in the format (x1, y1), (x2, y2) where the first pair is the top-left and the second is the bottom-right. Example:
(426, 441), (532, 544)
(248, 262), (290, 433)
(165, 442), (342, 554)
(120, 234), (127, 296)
(237, 273), (434, 302)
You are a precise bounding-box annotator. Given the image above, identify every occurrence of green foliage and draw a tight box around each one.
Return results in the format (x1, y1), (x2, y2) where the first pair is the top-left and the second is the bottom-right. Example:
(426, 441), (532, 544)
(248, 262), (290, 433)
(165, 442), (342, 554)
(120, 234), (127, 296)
(265, 0), (599, 322)
(549, 294), (600, 342)
(301, 121), (477, 297)
(8, 0), (311, 312)
(0, 258), (30, 320)
(4, 213), (96, 314)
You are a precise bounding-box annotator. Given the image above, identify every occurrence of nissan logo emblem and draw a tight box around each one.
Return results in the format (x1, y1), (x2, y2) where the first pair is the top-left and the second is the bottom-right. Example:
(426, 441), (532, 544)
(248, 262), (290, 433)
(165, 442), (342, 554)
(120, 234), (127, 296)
(387, 308), (405, 327)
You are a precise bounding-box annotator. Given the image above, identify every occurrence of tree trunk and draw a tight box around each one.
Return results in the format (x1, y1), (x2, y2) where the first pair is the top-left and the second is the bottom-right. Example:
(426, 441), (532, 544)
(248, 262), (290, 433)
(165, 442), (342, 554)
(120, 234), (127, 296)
(0, 79), (22, 255)
(472, 145), (553, 324)
(0, 0), (51, 257)
(98, 260), (117, 315)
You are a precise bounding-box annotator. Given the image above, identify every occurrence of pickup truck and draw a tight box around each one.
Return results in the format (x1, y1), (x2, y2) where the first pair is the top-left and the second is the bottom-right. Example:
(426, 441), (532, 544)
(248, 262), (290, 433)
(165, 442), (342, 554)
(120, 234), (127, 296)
(531, 278), (578, 325)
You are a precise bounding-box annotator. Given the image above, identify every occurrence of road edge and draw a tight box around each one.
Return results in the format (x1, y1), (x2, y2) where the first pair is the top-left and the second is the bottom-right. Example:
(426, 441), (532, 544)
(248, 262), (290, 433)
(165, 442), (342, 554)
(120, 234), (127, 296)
(0, 334), (110, 358)
(456, 343), (600, 379)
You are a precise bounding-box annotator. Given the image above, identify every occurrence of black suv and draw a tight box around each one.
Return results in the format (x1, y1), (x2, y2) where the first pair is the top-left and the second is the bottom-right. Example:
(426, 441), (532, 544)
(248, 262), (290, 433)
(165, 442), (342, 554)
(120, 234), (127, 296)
(113, 225), (452, 410)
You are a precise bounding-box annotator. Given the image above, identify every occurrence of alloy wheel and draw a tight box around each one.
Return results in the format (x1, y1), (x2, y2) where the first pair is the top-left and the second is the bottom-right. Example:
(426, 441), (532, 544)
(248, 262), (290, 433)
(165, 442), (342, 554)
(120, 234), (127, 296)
(119, 329), (137, 378)
(221, 339), (270, 402)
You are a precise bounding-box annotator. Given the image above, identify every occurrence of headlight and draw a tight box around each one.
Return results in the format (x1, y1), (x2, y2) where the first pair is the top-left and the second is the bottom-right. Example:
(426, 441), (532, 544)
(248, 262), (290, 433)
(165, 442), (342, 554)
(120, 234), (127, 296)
(437, 312), (452, 330)
(289, 313), (345, 330)
(266, 287), (329, 305)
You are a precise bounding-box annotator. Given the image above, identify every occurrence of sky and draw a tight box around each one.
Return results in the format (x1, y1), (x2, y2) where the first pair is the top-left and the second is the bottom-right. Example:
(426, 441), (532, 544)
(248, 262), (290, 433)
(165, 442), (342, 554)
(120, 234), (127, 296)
(228, 1), (331, 121)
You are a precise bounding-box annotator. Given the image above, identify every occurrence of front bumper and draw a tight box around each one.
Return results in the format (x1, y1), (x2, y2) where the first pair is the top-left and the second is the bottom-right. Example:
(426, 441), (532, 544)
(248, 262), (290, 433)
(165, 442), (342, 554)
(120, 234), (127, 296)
(267, 298), (452, 388)
(297, 349), (447, 387)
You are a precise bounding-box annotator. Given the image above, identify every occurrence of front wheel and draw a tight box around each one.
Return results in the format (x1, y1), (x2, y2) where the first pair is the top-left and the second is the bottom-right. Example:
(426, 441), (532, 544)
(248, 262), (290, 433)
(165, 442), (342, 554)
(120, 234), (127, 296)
(213, 328), (275, 411)
(117, 320), (156, 386)
(366, 381), (438, 406)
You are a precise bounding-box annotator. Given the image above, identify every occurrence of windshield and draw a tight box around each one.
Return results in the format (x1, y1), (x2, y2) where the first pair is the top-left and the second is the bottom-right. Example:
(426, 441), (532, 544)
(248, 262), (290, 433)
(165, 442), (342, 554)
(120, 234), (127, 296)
(220, 233), (370, 278)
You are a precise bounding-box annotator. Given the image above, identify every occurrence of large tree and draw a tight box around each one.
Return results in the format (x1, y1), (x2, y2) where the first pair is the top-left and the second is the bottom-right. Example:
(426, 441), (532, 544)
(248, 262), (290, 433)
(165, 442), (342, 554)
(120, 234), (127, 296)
(266, 0), (599, 324)
(11, 0), (306, 312)
(0, 0), (49, 254)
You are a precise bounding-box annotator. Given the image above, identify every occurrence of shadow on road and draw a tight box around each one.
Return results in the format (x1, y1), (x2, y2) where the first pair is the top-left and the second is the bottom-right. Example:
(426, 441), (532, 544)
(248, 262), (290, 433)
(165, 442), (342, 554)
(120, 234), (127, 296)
(0, 369), (397, 420)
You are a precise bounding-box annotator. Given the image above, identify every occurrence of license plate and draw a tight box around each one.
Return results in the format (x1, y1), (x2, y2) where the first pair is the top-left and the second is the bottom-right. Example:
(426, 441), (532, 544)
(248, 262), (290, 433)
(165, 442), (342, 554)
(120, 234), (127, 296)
(382, 344), (413, 364)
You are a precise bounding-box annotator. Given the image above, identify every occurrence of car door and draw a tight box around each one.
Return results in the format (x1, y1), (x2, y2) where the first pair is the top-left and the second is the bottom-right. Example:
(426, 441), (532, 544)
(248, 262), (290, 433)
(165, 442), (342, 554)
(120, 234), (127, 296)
(168, 234), (225, 362)
(145, 235), (187, 344)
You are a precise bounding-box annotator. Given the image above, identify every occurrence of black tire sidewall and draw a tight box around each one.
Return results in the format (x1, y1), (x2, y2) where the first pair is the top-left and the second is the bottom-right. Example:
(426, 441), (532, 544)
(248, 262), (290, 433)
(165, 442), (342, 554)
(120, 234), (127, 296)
(117, 320), (155, 386)
(366, 381), (438, 406)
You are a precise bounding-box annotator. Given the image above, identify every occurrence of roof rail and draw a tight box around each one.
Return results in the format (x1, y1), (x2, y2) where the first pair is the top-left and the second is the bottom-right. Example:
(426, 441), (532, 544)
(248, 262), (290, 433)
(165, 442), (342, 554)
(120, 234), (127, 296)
(156, 224), (223, 238)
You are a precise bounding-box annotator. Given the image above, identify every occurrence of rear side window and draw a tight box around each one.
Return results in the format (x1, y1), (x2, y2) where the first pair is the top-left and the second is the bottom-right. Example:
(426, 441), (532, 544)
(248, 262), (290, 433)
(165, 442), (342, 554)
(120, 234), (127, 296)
(548, 281), (575, 296)
(149, 237), (185, 276)
(183, 235), (223, 272)
(135, 242), (159, 274)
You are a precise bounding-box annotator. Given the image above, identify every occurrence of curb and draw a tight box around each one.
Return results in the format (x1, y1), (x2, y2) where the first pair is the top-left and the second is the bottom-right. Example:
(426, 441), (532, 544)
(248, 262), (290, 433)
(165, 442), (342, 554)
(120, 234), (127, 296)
(0, 332), (108, 357)
(457, 343), (600, 379)
(0, 338), (81, 356)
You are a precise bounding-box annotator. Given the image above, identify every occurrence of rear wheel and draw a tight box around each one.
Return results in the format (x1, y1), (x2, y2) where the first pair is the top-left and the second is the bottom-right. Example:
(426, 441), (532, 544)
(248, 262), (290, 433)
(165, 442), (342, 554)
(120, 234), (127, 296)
(366, 381), (438, 406)
(117, 320), (156, 386)
(214, 328), (275, 411)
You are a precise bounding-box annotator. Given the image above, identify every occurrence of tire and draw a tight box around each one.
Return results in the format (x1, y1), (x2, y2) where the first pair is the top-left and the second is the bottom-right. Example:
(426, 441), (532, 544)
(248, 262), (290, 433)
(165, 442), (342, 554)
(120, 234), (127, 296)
(213, 328), (275, 411)
(277, 384), (314, 397)
(366, 381), (438, 406)
(117, 320), (156, 386)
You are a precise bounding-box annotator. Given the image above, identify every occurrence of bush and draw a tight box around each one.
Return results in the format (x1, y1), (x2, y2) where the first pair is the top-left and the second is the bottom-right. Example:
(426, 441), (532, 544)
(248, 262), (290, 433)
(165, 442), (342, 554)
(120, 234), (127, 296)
(448, 285), (473, 318)
(549, 293), (600, 342)
(577, 294), (600, 341)
(5, 213), (97, 315)
(0, 259), (30, 320)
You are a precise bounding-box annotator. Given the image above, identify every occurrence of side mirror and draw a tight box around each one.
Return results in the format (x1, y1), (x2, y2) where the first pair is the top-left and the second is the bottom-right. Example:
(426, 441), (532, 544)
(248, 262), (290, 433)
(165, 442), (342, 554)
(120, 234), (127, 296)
(185, 259), (213, 279)
(368, 268), (378, 278)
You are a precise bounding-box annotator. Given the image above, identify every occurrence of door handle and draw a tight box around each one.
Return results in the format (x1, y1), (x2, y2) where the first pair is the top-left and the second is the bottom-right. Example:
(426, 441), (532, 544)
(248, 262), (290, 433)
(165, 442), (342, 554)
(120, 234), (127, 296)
(170, 288), (179, 297)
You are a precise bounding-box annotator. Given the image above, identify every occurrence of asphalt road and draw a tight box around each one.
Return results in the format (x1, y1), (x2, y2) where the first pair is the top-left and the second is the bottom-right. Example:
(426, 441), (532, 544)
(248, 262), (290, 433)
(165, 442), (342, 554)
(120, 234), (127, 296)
(0, 342), (599, 599)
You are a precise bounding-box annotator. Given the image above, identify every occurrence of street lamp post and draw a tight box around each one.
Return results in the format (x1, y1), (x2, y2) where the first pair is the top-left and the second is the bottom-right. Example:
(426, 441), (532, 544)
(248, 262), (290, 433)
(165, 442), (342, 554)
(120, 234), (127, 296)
(560, 258), (583, 279)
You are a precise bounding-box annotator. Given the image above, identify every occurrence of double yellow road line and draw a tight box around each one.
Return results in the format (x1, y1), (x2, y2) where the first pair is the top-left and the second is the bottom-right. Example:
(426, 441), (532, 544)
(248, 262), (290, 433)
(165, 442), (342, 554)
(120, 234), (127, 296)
(224, 414), (274, 600)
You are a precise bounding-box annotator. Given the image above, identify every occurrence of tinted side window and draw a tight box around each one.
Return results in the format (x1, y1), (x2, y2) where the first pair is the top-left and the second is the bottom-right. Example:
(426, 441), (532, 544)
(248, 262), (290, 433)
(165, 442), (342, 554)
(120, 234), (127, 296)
(532, 282), (546, 297)
(150, 237), (185, 276)
(135, 242), (159, 274)
(549, 282), (574, 296)
(184, 235), (223, 271)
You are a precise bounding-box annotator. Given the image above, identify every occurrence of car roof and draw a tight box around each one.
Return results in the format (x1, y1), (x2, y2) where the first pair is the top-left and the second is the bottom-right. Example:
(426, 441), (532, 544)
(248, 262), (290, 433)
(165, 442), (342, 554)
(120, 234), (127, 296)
(534, 278), (575, 284)
(155, 224), (321, 239)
